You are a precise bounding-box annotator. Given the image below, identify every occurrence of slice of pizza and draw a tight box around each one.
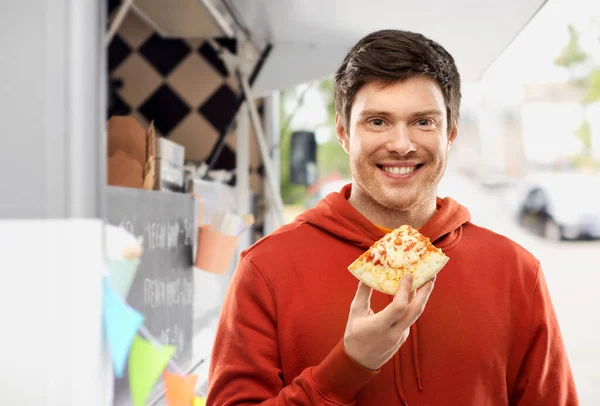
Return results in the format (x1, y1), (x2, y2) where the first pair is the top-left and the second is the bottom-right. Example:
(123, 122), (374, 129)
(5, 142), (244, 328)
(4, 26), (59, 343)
(348, 225), (449, 294)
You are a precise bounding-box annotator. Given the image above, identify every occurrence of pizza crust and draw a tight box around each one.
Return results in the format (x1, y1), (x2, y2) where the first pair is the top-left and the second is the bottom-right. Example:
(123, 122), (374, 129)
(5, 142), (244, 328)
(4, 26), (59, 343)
(410, 250), (449, 292)
(348, 226), (449, 295)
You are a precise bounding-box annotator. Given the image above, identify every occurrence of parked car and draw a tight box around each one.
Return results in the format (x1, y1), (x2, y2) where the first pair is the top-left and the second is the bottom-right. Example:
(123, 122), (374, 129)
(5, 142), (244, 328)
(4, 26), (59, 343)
(517, 173), (600, 241)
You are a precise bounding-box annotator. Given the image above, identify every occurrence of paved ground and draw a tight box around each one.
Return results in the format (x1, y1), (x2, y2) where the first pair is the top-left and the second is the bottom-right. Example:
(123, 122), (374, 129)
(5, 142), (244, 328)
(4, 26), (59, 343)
(440, 172), (600, 405)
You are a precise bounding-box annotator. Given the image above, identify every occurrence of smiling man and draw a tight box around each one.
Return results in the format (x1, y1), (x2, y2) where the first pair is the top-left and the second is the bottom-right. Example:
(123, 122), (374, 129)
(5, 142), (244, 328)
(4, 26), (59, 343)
(207, 30), (578, 405)
(340, 76), (454, 231)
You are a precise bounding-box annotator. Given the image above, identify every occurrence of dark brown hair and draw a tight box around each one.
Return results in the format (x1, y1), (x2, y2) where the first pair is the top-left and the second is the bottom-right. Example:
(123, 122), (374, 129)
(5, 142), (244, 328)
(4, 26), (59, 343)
(334, 29), (461, 132)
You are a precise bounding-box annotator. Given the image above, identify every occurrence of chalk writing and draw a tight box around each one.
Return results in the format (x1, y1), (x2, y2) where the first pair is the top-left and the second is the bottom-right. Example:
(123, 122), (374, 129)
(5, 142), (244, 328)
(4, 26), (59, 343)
(119, 220), (135, 235)
(107, 187), (195, 396)
(182, 218), (193, 246)
(159, 324), (186, 358)
(145, 221), (185, 251)
(144, 275), (193, 309)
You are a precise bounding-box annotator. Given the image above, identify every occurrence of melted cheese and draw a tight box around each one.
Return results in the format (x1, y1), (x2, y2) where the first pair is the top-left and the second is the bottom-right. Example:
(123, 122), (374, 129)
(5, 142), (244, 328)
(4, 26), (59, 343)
(348, 225), (449, 294)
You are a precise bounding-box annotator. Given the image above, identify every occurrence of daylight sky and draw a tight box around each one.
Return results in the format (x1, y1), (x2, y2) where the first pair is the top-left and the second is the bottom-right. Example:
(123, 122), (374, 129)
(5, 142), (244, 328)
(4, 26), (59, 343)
(482, 0), (600, 163)
(484, 0), (600, 85)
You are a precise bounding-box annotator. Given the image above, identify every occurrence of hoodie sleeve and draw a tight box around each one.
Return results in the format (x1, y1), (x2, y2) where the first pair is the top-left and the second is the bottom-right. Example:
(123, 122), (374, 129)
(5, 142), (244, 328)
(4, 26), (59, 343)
(510, 264), (579, 405)
(207, 256), (378, 406)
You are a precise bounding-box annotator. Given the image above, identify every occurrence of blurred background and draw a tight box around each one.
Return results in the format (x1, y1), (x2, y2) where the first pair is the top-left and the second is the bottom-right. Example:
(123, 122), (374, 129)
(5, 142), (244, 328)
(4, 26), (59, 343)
(2, 0), (599, 404)
(279, 0), (600, 402)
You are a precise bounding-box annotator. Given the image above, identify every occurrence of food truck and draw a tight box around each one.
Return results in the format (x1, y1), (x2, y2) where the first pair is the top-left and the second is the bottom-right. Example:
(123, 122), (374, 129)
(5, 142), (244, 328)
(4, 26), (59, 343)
(0, 0), (547, 404)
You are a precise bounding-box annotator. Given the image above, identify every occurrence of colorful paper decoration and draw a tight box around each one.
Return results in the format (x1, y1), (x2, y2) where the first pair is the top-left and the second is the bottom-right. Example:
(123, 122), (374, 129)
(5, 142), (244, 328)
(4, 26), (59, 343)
(193, 396), (207, 406)
(128, 335), (176, 406)
(102, 277), (144, 378)
(106, 258), (140, 299)
(163, 372), (199, 406)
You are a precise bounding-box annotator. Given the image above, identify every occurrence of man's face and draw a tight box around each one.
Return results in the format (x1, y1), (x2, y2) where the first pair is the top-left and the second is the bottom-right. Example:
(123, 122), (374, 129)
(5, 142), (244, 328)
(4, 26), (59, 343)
(336, 76), (458, 211)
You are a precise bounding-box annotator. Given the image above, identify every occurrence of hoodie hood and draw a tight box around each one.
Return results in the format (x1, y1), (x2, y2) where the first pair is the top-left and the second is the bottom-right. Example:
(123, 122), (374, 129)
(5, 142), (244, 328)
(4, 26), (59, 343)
(298, 183), (471, 250)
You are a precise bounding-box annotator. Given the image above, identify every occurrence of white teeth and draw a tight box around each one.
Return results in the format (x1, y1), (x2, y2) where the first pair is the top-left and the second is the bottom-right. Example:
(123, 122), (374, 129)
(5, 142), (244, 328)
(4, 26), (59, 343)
(382, 165), (417, 175)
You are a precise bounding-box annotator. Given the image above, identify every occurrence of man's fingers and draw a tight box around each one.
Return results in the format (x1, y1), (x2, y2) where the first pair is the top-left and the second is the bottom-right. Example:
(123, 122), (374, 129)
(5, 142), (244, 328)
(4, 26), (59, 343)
(409, 275), (436, 304)
(375, 275), (413, 325)
(405, 279), (436, 323)
(388, 279), (436, 334)
(408, 275), (436, 304)
(393, 274), (413, 306)
(350, 281), (373, 316)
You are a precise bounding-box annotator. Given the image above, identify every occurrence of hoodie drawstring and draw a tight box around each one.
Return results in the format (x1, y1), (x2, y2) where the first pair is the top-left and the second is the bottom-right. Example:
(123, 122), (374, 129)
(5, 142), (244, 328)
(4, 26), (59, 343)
(410, 323), (423, 391)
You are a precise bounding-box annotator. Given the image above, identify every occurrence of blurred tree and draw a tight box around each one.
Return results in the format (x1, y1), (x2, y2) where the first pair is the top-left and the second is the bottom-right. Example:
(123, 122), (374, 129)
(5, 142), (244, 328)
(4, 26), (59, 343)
(554, 23), (599, 169)
(279, 88), (309, 204)
(583, 68), (600, 103)
(554, 25), (588, 72)
(279, 78), (350, 204)
(318, 79), (336, 122)
(315, 78), (350, 179)
(574, 119), (592, 156)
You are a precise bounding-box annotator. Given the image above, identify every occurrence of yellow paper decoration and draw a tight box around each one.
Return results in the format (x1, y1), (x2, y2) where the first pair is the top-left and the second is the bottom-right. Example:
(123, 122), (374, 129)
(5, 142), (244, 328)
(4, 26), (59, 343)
(128, 335), (175, 406)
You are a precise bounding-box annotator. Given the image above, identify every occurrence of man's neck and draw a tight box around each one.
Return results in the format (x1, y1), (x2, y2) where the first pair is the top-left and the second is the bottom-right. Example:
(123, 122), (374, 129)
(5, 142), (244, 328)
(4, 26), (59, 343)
(347, 189), (437, 230)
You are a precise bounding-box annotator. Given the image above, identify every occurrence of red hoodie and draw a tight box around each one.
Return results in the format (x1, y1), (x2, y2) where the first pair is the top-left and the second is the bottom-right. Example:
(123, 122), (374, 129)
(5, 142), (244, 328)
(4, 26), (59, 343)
(207, 185), (578, 405)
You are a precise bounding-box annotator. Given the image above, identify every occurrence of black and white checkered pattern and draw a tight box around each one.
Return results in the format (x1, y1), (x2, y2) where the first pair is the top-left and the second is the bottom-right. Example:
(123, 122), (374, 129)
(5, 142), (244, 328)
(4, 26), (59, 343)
(107, 5), (269, 236)
(107, 6), (265, 176)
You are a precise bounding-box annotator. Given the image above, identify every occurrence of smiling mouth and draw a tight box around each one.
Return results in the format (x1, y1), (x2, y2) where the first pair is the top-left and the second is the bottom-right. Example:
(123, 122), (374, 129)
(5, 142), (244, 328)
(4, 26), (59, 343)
(377, 164), (423, 175)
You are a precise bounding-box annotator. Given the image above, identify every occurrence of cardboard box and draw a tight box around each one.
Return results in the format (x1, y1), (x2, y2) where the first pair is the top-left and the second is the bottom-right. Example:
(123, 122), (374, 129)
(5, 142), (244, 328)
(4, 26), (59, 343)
(107, 151), (143, 188)
(107, 117), (146, 166)
(107, 116), (155, 190)
(144, 122), (156, 189)
(106, 116), (186, 192)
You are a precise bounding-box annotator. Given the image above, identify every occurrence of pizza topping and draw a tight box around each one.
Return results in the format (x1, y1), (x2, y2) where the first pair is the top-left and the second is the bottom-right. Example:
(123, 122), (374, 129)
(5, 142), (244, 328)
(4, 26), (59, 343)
(347, 224), (449, 294)
(403, 242), (416, 252)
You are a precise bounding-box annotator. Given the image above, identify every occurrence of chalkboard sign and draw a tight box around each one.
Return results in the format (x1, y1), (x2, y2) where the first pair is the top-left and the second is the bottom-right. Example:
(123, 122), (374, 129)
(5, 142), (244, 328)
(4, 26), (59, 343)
(106, 186), (196, 405)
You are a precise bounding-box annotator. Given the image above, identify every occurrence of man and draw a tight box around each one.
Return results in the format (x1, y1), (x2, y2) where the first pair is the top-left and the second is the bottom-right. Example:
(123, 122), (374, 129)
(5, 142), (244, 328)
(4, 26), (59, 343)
(207, 30), (578, 405)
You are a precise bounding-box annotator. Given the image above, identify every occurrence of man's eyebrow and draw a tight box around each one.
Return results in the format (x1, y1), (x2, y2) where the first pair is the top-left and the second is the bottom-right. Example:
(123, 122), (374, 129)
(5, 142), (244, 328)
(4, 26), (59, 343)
(357, 109), (394, 118)
(410, 109), (444, 118)
(357, 108), (444, 119)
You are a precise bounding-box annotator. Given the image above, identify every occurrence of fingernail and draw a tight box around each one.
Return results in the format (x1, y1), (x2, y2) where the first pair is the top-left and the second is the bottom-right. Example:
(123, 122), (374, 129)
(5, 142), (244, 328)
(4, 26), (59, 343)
(405, 275), (413, 284)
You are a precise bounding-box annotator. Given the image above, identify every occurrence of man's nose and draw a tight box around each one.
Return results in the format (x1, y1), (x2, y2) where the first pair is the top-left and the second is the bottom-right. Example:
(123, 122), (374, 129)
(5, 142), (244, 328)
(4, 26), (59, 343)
(385, 125), (416, 155)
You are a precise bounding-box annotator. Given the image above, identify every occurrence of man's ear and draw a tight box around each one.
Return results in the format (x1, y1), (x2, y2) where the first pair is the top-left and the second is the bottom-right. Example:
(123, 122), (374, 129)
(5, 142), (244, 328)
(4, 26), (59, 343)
(336, 114), (350, 154)
(448, 119), (458, 145)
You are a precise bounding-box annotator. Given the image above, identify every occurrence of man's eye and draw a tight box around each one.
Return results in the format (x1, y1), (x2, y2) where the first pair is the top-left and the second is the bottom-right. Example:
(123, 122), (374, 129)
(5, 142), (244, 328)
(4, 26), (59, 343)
(417, 119), (431, 126)
(370, 119), (386, 127)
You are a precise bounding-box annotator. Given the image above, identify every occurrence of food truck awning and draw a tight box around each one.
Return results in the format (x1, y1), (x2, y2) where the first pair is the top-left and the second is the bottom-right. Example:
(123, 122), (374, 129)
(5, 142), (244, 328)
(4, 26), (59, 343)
(227, 0), (548, 94)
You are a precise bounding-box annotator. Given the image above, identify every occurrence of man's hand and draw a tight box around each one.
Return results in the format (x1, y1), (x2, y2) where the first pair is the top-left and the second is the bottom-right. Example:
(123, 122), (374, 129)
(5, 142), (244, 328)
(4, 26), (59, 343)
(343, 274), (436, 371)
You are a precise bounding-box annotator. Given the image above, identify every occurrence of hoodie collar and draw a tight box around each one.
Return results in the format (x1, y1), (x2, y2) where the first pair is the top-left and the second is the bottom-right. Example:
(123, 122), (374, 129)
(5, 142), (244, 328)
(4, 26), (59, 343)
(297, 183), (471, 250)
